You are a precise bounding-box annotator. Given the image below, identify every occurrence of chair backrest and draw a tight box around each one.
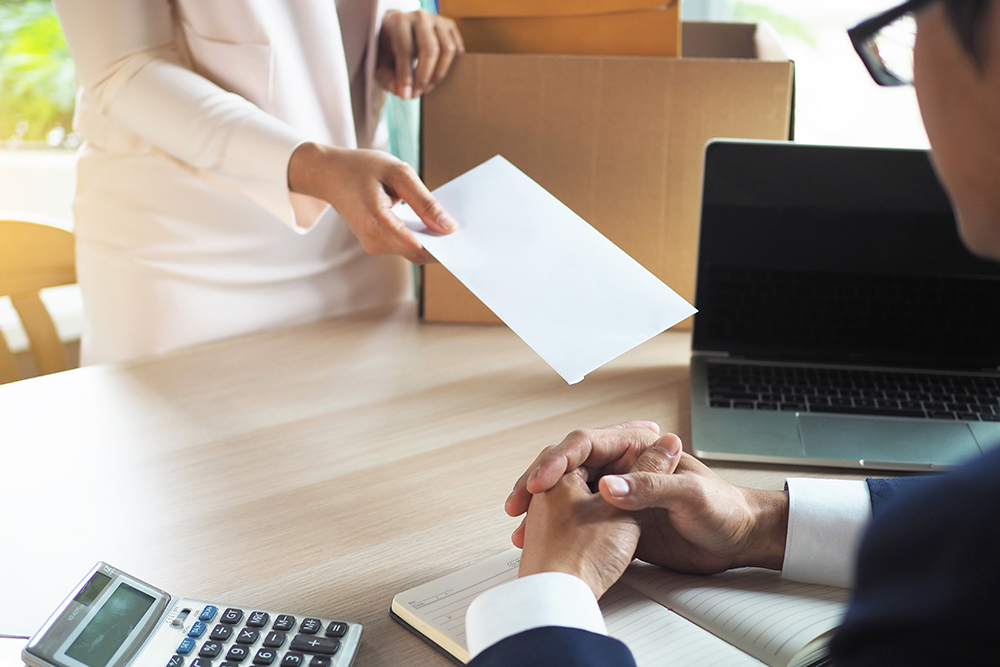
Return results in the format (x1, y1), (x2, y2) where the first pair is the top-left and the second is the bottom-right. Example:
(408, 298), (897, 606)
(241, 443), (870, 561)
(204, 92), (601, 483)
(0, 212), (76, 383)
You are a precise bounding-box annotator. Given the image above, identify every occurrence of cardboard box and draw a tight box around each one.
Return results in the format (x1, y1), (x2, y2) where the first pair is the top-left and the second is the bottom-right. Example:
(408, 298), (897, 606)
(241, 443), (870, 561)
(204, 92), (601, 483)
(438, 0), (669, 17)
(420, 22), (795, 327)
(450, 9), (680, 58)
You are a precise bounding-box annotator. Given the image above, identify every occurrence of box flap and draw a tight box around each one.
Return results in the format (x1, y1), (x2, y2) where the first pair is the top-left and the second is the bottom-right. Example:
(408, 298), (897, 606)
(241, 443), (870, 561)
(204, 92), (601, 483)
(439, 0), (671, 18)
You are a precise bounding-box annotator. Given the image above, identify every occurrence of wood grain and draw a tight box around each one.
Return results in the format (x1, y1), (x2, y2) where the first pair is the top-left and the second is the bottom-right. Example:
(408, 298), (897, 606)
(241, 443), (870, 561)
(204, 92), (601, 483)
(0, 304), (868, 663)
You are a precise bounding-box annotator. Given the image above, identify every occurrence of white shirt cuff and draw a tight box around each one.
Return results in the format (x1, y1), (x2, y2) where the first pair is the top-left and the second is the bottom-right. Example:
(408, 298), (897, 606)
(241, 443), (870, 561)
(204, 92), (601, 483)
(465, 572), (606, 659)
(782, 478), (872, 588)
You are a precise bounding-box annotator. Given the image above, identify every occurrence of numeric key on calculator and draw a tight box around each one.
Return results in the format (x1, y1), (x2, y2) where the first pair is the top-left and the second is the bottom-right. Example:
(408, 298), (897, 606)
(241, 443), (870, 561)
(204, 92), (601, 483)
(226, 645), (251, 663)
(253, 648), (278, 665)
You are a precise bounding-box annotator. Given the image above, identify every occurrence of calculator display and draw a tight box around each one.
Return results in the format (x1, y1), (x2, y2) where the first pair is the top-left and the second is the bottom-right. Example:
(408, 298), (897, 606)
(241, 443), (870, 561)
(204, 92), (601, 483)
(64, 584), (156, 667)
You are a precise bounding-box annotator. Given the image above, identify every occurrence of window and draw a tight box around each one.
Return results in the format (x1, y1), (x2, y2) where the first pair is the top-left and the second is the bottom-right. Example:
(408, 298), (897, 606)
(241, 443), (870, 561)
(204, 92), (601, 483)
(722, 0), (929, 148)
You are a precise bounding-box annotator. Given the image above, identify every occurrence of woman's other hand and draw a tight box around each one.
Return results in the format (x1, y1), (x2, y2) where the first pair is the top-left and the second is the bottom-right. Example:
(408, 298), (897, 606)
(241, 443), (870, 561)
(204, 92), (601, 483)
(376, 10), (465, 100)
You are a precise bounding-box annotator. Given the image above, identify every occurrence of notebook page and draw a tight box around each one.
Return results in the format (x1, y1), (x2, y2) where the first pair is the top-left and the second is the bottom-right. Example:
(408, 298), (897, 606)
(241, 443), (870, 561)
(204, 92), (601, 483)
(395, 548), (766, 665)
(392, 549), (523, 656)
(601, 582), (765, 667)
(622, 563), (850, 667)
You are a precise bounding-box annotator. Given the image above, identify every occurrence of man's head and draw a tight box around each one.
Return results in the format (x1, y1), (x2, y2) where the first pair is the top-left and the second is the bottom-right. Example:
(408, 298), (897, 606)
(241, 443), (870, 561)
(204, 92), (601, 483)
(914, 0), (1000, 258)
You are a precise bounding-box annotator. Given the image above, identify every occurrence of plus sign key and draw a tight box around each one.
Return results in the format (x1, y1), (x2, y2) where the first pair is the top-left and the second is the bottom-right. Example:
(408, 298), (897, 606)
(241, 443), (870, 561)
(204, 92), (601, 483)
(289, 636), (340, 655)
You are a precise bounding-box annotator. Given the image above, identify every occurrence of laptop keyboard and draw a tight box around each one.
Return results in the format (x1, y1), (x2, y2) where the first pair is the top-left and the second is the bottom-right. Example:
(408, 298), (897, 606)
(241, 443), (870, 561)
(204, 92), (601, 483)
(707, 362), (1000, 421)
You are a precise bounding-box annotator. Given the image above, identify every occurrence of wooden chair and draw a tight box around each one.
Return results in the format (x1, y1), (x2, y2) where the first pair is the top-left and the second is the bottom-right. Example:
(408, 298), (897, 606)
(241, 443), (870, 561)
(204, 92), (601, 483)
(0, 212), (76, 383)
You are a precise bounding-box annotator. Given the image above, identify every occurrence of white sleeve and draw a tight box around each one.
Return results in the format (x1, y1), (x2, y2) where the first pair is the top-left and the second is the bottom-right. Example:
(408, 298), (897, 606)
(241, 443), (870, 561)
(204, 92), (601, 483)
(52, 0), (310, 231)
(465, 573), (606, 659)
(781, 478), (873, 588)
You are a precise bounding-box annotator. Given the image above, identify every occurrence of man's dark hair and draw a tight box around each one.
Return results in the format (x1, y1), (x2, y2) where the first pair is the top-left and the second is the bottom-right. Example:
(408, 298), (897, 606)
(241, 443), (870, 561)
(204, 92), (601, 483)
(942, 0), (992, 62)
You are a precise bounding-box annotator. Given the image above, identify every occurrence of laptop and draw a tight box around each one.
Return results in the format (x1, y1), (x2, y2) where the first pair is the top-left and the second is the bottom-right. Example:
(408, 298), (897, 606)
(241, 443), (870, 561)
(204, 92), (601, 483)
(689, 140), (1000, 471)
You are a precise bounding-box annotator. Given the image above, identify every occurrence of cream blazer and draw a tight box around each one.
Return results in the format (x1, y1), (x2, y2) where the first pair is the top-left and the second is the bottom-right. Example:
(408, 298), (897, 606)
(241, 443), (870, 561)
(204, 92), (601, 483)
(53, 0), (417, 364)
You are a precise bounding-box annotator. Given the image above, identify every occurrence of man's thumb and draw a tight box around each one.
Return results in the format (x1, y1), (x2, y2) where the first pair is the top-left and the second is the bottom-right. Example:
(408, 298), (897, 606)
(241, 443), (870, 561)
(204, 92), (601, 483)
(598, 434), (682, 510)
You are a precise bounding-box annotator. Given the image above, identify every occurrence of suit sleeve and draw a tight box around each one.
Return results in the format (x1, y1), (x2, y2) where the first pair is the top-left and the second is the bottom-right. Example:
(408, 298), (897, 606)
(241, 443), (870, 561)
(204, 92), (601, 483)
(864, 477), (918, 513)
(469, 627), (636, 667)
(52, 0), (308, 230)
(830, 448), (1000, 665)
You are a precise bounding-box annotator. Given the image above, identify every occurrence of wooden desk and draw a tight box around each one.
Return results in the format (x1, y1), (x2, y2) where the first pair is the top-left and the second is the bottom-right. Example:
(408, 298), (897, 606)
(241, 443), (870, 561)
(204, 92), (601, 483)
(0, 304), (867, 664)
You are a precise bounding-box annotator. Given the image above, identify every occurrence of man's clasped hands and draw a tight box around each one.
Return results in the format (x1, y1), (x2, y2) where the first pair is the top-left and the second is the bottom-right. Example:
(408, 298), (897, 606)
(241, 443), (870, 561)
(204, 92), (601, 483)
(505, 422), (792, 598)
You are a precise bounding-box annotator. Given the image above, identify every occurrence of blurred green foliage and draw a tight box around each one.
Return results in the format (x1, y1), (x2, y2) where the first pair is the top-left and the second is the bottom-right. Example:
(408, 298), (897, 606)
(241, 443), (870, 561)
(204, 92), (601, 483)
(0, 0), (75, 145)
(731, 2), (817, 50)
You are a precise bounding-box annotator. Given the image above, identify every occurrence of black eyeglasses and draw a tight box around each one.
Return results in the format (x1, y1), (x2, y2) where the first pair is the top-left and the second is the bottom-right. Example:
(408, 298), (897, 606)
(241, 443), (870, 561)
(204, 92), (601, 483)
(848, 0), (935, 86)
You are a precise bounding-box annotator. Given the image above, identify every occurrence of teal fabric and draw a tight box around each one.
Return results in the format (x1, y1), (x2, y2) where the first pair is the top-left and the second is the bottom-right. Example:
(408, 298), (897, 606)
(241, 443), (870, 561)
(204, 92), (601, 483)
(384, 0), (438, 171)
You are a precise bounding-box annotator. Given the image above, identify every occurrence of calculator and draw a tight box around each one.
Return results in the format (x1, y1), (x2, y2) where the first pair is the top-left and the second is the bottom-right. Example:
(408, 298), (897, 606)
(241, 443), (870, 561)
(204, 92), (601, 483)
(22, 563), (362, 667)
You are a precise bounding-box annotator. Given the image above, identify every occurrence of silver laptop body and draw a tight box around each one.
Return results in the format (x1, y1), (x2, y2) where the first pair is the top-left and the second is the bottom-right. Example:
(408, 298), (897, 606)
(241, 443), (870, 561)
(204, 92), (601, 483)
(690, 140), (1000, 471)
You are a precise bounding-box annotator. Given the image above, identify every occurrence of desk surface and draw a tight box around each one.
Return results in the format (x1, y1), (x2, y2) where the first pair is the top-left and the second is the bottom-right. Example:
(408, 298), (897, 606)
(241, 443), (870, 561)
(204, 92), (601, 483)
(0, 304), (868, 664)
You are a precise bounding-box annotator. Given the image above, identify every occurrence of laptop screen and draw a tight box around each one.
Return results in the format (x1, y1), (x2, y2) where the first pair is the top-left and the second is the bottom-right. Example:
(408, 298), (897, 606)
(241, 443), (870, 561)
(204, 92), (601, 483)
(692, 141), (1000, 371)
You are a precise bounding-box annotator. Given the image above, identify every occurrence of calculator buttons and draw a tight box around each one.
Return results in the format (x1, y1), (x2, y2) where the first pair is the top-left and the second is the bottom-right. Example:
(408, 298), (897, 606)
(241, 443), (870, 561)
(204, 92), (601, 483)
(174, 607), (352, 667)
(221, 608), (245, 624)
(323, 622), (347, 638)
(247, 611), (270, 628)
(273, 615), (296, 632)
(289, 637), (340, 656)
(252, 648), (277, 665)
(226, 645), (251, 663)
(199, 641), (223, 658)
(298, 619), (322, 635)
(236, 628), (260, 644)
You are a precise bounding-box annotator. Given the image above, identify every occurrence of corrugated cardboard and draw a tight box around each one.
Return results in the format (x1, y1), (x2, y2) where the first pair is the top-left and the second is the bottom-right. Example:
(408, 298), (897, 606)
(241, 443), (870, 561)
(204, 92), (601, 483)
(441, 0), (680, 59)
(451, 8), (681, 58)
(420, 22), (794, 327)
(438, 0), (668, 18)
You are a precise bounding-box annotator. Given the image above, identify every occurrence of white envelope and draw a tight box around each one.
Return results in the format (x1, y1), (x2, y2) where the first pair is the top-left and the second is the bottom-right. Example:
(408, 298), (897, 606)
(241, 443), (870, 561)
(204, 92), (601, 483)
(397, 156), (696, 384)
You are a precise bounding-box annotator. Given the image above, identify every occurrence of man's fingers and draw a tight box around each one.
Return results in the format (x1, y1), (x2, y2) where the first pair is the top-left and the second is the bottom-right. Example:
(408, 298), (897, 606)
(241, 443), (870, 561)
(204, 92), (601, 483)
(506, 422), (661, 517)
(524, 423), (661, 493)
(598, 469), (692, 511)
(631, 434), (683, 473)
(511, 517), (526, 549)
(597, 435), (685, 511)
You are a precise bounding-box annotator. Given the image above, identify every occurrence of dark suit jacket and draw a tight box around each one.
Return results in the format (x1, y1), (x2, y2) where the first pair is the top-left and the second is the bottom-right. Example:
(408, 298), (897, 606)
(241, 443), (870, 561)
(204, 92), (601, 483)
(469, 447), (1000, 666)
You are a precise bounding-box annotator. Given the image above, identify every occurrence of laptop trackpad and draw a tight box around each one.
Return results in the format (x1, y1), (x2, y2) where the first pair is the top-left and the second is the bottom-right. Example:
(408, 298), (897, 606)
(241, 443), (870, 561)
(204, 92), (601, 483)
(798, 414), (982, 468)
